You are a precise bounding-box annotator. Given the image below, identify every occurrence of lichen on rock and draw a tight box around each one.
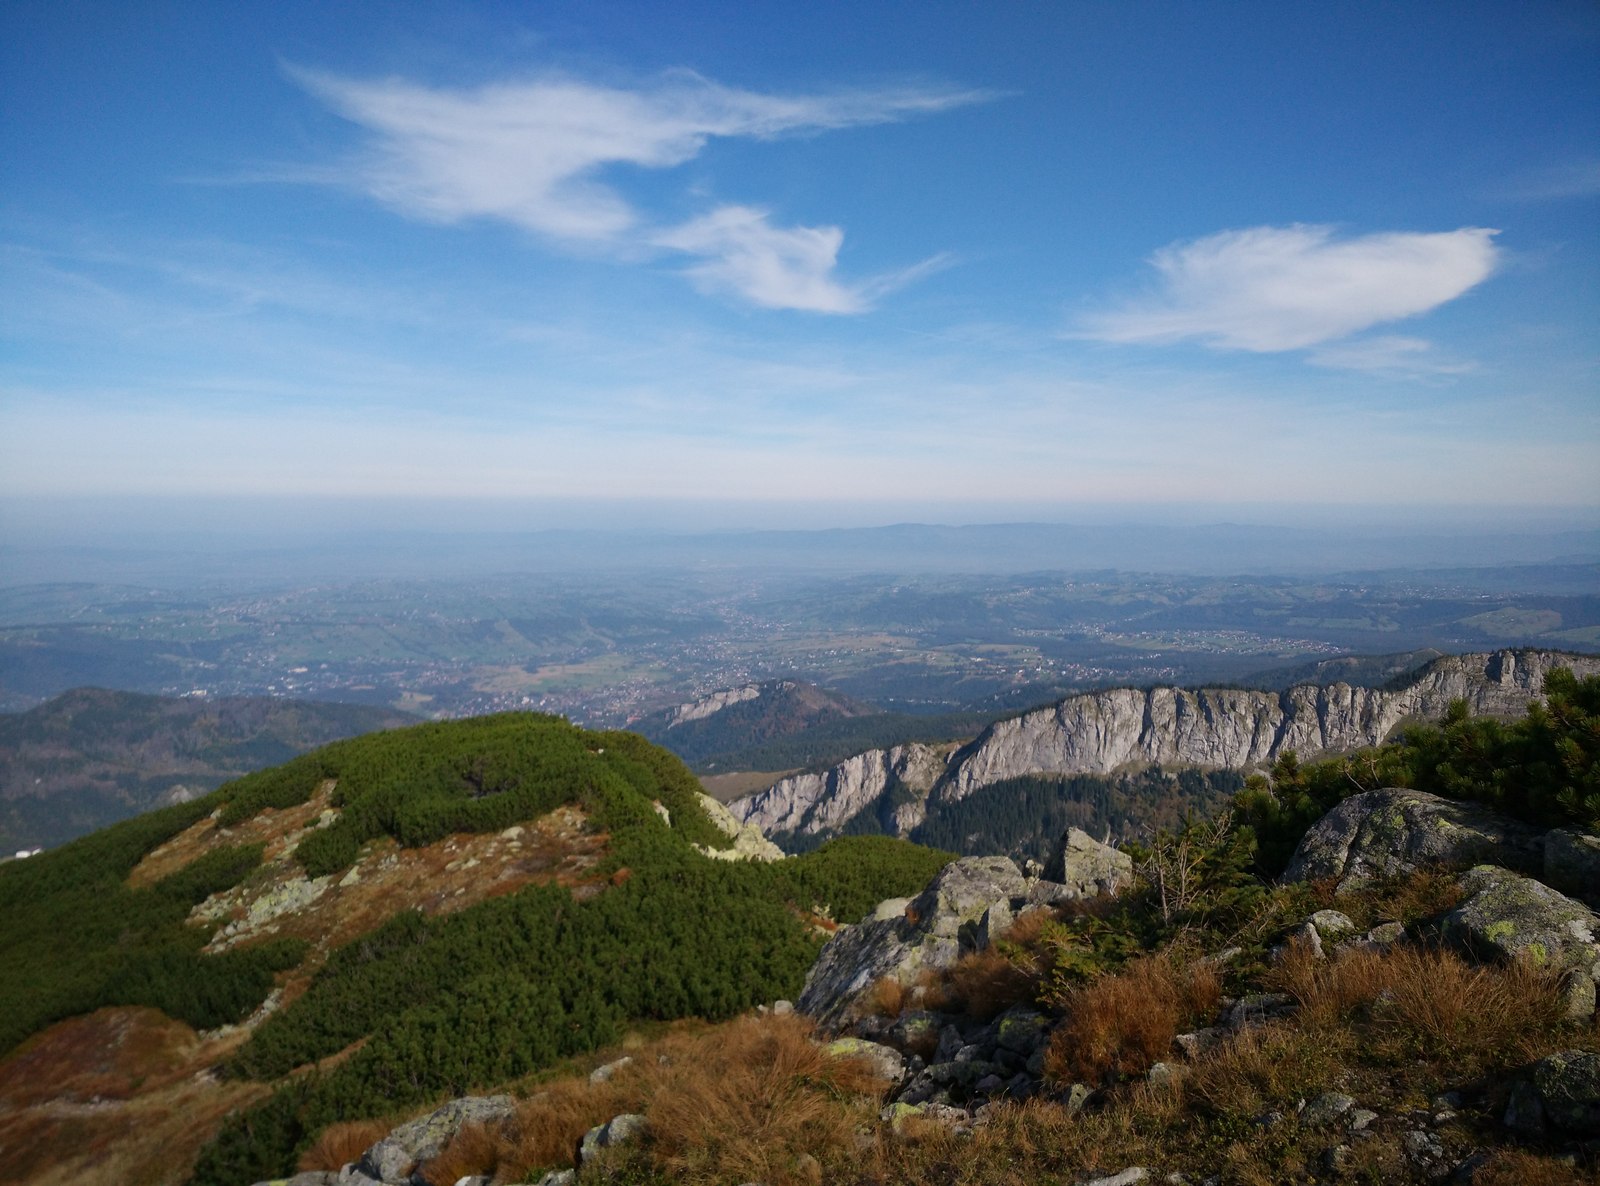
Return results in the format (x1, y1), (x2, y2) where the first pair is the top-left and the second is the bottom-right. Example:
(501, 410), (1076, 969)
(1282, 788), (1543, 891)
(1442, 864), (1600, 978)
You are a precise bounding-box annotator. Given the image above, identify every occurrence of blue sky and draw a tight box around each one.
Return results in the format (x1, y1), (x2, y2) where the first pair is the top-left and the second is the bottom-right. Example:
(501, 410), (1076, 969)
(2, 1), (1597, 534)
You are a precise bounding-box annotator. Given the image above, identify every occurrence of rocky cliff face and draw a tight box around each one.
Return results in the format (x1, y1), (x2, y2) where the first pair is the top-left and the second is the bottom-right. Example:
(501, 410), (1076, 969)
(728, 650), (1600, 844)
(665, 683), (767, 728)
(942, 649), (1599, 805)
(733, 742), (947, 838)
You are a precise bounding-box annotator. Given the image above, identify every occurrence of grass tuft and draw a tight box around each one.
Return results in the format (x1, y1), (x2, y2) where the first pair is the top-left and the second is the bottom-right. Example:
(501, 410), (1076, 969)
(1044, 954), (1220, 1084)
(946, 944), (1038, 1021)
(295, 1118), (394, 1172)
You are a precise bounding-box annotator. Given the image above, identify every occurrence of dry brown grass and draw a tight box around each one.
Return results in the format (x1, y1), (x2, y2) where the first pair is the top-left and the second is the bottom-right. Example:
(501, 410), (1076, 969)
(1269, 942), (1566, 1069)
(417, 1012), (889, 1186)
(503, 1074), (637, 1173)
(867, 974), (909, 1018)
(644, 1013), (887, 1185)
(1380, 947), (1566, 1065)
(1002, 905), (1064, 946)
(417, 1119), (509, 1185)
(1469, 1148), (1598, 1186)
(1269, 941), (1392, 1028)
(297, 1118), (397, 1172)
(1043, 954), (1221, 1084)
(909, 966), (951, 1014)
(1181, 1020), (1344, 1123)
(946, 944), (1038, 1020)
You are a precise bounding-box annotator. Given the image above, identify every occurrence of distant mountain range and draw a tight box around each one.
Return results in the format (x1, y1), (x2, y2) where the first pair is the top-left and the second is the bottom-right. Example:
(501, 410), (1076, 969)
(6, 519), (1597, 585)
(630, 678), (999, 780)
(0, 688), (413, 850)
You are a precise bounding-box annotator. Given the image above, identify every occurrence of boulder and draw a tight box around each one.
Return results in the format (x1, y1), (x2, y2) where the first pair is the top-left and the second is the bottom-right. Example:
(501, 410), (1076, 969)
(1557, 969), (1597, 1021)
(589, 1055), (632, 1084)
(1530, 1049), (1600, 1136)
(975, 899), (1013, 950)
(1543, 827), (1600, 909)
(1300, 1092), (1356, 1128)
(994, 1006), (1047, 1056)
(888, 1010), (941, 1053)
(333, 1169), (383, 1186)
(797, 857), (1028, 1026)
(1441, 865), (1600, 976)
(824, 1037), (905, 1083)
(910, 857), (1031, 939)
(577, 1112), (648, 1165)
(1307, 909), (1355, 940)
(1282, 788), (1543, 890)
(1082, 1169), (1148, 1186)
(356, 1095), (515, 1183)
(1042, 828), (1133, 897)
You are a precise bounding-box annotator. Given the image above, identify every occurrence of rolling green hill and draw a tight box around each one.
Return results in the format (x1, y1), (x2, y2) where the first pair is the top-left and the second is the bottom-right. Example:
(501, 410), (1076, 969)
(0, 713), (951, 1185)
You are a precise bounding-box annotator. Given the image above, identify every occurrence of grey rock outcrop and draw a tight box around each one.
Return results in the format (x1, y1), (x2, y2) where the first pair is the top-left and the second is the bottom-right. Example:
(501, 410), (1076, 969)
(729, 650), (1598, 848)
(1530, 1050), (1600, 1136)
(355, 1094), (515, 1183)
(1043, 827), (1134, 896)
(944, 650), (1598, 805)
(800, 835), (1131, 1028)
(732, 743), (948, 839)
(1282, 788), (1545, 889)
(665, 682), (763, 727)
(1544, 827), (1600, 909)
(691, 791), (785, 863)
(797, 856), (1031, 1026)
(1442, 865), (1600, 978)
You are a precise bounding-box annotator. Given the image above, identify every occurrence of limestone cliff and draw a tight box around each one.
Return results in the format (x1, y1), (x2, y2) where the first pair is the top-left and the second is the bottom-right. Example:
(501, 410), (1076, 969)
(665, 682), (766, 728)
(727, 650), (1600, 844)
(940, 649), (1599, 805)
(733, 742), (949, 839)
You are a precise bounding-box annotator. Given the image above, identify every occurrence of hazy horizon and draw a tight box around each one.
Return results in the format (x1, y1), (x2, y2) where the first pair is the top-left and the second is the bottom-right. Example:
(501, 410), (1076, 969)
(4, 496), (1597, 587)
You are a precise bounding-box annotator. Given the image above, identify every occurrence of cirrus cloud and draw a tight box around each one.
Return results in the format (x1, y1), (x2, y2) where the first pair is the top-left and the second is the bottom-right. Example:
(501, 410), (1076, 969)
(1079, 224), (1500, 352)
(288, 67), (987, 312)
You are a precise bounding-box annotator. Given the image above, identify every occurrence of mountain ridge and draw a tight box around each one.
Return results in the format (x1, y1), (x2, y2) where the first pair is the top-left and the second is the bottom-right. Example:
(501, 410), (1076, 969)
(730, 648), (1600, 845)
(633, 679), (880, 770)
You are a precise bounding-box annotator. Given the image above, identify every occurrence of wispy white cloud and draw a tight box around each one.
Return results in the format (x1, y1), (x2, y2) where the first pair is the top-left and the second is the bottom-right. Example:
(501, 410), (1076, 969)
(1489, 159), (1600, 203)
(654, 206), (860, 312)
(1079, 224), (1500, 351)
(651, 206), (954, 313)
(1307, 334), (1475, 377)
(289, 67), (985, 311)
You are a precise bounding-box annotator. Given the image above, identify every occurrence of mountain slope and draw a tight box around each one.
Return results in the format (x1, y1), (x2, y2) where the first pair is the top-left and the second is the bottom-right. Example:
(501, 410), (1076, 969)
(0, 688), (415, 850)
(633, 679), (880, 769)
(732, 649), (1600, 848)
(0, 713), (949, 1186)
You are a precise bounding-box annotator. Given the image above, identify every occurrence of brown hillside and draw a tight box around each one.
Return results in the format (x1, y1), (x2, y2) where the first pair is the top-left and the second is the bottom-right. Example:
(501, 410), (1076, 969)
(0, 791), (613, 1186)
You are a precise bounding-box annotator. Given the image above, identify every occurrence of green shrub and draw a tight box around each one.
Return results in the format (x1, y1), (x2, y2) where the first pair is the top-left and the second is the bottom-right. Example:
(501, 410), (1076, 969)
(1234, 667), (1600, 877)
